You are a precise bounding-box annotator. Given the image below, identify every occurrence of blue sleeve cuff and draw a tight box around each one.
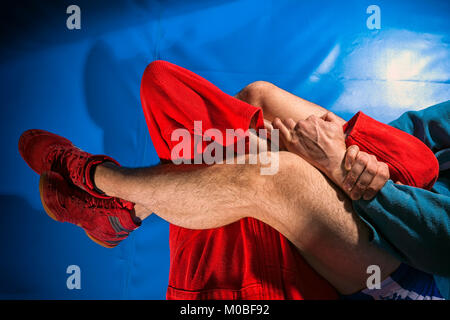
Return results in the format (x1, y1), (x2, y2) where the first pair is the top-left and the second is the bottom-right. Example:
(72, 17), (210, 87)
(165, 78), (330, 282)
(352, 180), (414, 263)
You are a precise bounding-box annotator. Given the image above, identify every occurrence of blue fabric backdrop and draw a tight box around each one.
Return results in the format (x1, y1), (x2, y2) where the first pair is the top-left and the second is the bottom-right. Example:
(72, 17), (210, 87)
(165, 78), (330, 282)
(1, 0), (449, 299)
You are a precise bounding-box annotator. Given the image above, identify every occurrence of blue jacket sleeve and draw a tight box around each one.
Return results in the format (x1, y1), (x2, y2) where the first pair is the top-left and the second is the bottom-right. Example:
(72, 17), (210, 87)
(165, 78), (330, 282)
(388, 100), (450, 152)
(354, 180), (450, 276)
(353, 100), (450, 276)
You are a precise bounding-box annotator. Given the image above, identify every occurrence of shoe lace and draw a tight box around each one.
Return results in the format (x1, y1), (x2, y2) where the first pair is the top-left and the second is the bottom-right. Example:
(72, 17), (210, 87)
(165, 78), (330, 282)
(46, 146), (66, 172)
(47, 146), (89, 186)
(46, 146), (135, 224)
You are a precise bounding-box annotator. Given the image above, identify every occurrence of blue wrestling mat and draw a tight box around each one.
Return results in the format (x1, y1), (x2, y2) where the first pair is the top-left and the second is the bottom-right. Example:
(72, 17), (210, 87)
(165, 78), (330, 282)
(0, 0), (449, 299)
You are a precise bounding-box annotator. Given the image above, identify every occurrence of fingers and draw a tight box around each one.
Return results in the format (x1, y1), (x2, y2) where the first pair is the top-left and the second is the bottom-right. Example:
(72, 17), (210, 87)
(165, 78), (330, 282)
(263, 119), (274, 139)
(344, 145), (359, 171)
(272, 117), (293, 143)
(284, 118), (297, 131)
(263, 119), (274, 131)
(349, 154), (378, 200)
(343, 150), (391, 201)
(362, 162), (390, 200)
(343, 151), (369, 194)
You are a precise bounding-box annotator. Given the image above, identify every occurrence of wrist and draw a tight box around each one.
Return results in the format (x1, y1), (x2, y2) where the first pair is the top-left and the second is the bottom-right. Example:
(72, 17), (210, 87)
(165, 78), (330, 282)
(324, 152), (347, 187)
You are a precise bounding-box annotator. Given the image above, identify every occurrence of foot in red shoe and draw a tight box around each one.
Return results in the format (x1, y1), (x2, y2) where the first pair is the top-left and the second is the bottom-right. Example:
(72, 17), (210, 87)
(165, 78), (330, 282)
(19, 129), (117, 199)
(39, 171), (140, 248)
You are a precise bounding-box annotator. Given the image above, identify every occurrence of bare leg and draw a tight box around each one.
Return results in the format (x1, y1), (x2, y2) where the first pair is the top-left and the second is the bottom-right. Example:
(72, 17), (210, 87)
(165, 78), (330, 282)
(234, 82), (401, 292)
(95, 157), (269, 230)
(94, 152), (399, 294)
(235, 81), (346, 126)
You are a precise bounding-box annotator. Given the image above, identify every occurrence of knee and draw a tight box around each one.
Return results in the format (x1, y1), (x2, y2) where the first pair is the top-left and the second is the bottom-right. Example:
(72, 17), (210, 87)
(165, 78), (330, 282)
(141, 60), (172, 88)
(236, 81), (275, 107)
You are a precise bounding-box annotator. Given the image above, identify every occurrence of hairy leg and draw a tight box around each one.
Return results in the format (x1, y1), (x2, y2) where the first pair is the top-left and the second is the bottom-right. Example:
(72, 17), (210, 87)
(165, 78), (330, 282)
(236, 82), (400, 292)
(95, 155), (273, 230)
(94, 151), (399, 294)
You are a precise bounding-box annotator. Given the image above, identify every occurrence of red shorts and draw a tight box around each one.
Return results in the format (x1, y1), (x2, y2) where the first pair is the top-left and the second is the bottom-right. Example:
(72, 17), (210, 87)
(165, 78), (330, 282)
(140, 60), (438, 300)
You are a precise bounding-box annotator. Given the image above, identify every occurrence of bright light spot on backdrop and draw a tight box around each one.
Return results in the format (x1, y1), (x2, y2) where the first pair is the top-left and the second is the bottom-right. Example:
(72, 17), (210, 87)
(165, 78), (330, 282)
(330, 29), (450, 122)
(384, 49), (429, 81)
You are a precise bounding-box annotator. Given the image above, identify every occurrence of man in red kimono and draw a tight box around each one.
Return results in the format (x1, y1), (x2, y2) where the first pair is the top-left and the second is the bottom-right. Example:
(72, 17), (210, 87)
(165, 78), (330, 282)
(19, 61), (439, 299)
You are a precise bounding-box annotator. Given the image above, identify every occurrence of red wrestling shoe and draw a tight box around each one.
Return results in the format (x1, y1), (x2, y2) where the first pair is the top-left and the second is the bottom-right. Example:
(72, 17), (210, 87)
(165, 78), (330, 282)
(39, 171), (140, 248)
(19, 129), (118, 199)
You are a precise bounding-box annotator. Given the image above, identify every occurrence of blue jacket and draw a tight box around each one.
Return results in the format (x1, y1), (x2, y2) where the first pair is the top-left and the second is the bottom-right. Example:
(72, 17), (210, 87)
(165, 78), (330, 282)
(353, 101), (450, 299)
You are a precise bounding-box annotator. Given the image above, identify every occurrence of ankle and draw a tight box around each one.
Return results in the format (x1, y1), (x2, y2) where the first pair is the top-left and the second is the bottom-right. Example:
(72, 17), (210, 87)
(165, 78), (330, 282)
(133, 203), (151, 221)
(92, 161), (121, 197)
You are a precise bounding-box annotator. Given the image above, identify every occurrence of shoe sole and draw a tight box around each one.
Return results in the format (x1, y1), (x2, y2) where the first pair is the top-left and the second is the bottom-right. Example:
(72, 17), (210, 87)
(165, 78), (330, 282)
(39, 174), (116, 249)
